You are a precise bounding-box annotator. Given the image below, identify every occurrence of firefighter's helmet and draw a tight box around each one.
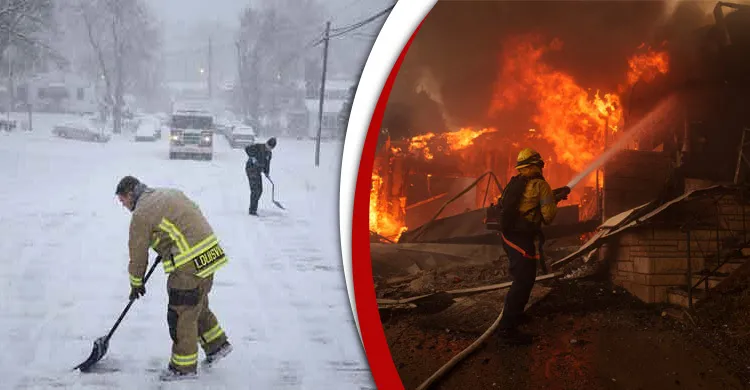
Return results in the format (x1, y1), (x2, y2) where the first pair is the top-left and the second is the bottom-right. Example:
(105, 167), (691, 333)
(516, 148), (545, 169)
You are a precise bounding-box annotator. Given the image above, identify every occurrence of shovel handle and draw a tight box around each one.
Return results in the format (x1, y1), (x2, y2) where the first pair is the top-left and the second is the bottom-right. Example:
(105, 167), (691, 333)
(105, 257), (161, 341)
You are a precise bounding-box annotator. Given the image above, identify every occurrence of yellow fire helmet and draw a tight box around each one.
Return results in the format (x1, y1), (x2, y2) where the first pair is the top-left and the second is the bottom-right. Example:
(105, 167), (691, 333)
(516, 147), (545, 169)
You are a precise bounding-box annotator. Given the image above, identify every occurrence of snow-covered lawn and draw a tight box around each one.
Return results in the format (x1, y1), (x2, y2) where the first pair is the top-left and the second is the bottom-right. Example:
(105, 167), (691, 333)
(0, 116), (373, 389)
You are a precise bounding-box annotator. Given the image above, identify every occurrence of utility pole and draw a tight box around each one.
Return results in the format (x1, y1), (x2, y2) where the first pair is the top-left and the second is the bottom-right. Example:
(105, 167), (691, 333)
(315, 21), (331, 167)
(7, 27), (11, 129)
(208, 36), (213, 100)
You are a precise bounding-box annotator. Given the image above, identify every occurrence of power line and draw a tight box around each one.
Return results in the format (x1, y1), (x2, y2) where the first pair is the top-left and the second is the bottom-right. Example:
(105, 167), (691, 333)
(348, 32), (379, 40)
(312, 3), (394, 46)
(235, 3), (395, 84)
(330, 4), (394, 33)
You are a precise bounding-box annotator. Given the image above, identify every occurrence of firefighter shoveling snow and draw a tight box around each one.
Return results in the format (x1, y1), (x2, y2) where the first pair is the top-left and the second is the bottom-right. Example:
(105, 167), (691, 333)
(0, 118), (372, 389)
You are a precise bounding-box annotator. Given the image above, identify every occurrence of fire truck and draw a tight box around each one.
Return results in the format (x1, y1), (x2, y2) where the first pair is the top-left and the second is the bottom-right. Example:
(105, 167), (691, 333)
(168, 105), (216, 161)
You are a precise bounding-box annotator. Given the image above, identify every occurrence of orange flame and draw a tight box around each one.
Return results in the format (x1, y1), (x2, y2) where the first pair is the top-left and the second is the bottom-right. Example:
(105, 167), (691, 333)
(489, 34), (669, 178)
(409, 133), (436, 160)
(489, 35), (621, 173)
(626, 44), (669, 86)
(445, 127), (498, 151)
(369, 172), (407, 241)
(407, 127), (498, 160)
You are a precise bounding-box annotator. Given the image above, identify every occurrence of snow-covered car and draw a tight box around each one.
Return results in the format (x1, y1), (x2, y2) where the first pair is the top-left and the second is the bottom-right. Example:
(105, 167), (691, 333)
(134, 117), (161, 142)
(220, 121), (240, 142)
(229, 125), (257, 148)
(215, 111), (239, 135)
(52, 121), (110, 143)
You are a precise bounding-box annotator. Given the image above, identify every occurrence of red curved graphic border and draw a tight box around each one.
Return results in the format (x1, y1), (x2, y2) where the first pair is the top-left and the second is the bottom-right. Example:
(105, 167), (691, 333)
(352, 19), (426, 390)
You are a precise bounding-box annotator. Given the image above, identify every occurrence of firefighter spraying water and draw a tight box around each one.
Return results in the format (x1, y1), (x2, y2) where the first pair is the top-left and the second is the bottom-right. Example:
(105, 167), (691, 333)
(482, 94), (679, 346)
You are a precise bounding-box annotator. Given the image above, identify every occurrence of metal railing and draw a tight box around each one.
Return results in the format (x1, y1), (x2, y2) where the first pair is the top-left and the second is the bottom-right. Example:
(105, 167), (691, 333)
(681, 186), (749, 309)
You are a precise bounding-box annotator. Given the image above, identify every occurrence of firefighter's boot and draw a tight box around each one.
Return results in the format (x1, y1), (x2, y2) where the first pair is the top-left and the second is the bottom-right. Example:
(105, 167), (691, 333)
(203, 341), (233, 366)
(158, 365), (198, 382)
(496, 328), (533, 346)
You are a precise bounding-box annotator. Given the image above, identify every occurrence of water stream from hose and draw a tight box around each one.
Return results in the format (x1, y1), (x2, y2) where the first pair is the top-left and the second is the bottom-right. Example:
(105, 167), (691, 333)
(566, 94), (679, 189)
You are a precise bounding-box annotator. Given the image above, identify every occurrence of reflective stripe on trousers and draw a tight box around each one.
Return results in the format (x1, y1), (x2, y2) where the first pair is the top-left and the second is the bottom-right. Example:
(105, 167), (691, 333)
(199, 324), (225, 346)
(170, 352), (198, 367)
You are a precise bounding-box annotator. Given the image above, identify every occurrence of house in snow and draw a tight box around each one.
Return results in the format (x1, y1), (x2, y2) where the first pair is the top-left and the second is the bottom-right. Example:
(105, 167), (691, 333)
(15, 72), (99, 114)
(303, 78), (354, 140)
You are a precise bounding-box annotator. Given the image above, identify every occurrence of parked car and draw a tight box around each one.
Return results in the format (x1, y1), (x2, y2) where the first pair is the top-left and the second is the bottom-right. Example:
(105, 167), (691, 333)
(0, 119), (17, 132)
(219, 121), (238, 141)
(52, 121), (110, 143)
(229, 125), (257, 148)
(215, 110), (238, 136)
(134, 117), (161, 142)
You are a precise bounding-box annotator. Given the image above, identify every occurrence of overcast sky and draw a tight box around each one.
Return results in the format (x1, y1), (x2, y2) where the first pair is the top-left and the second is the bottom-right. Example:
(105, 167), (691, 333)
(150, 0), (248, 27)
(152, 0), (394, 81)
(151, 0), (393, 32)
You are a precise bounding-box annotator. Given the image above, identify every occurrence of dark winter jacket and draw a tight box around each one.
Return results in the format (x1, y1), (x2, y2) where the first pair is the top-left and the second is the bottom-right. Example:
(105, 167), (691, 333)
(245, 143), (272, 176)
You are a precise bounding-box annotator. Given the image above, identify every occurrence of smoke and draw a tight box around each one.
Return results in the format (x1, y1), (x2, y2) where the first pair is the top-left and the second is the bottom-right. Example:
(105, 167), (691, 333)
(414, 66), (456, 130)
(414, 67), (442, 106)
(386, 0), (722, 139)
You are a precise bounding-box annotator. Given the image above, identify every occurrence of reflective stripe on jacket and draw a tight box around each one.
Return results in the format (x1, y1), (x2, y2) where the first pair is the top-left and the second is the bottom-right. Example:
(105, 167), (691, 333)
(517, 165), (558, 227)
(128, 188), (228, 286)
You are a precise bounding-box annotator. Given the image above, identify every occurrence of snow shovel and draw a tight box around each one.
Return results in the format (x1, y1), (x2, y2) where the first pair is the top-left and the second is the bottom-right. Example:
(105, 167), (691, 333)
(74, 257), (161, 372)
(264, 174), (286, 210)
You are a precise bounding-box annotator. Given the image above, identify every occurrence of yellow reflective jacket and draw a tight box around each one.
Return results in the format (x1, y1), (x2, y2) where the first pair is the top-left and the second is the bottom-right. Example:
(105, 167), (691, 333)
(127, 188), (228, 289)
(517, 165), (558, 227)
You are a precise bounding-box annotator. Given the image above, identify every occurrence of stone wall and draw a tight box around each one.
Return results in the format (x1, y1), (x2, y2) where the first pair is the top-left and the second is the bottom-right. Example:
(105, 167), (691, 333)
(610, 192), (750, 303)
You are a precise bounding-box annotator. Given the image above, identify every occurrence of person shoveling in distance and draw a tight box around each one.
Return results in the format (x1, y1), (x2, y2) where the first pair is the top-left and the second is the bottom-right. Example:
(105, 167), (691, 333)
(494, 148), (569, 346)
(115, 176), (233, 381)
(244, 137), (277, 215)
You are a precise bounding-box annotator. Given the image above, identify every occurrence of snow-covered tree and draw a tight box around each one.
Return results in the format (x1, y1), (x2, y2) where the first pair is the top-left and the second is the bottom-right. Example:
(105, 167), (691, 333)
(0, 0), (57, 107)
(0, 0), (55, 56)
(236, 0), (326, 129)
(60, 0), (162, 132)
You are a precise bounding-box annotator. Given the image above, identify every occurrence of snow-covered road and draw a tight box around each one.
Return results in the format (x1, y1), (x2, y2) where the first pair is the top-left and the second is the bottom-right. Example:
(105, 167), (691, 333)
(0, 118), (373, 389)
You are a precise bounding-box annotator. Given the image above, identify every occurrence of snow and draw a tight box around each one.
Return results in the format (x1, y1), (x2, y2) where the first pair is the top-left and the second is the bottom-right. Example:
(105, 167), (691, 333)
(0, 114), (374, 389)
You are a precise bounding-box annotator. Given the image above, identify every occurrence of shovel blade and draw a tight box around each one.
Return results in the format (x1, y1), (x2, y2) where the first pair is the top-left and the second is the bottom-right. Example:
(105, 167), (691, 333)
(74, 336), (109, 372)
(273, 200), (286, 210)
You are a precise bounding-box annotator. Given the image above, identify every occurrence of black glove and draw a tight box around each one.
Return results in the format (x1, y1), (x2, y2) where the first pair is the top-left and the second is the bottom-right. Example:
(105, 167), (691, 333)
(129, 285), (145, 300)
(553, 186), (571, 202)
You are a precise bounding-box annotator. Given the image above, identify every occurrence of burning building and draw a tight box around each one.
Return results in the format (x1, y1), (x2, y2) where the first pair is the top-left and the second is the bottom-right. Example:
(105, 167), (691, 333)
(371, 25), (672, 243)
(370, 126), (505, 242)
(371, 1), (750, 308)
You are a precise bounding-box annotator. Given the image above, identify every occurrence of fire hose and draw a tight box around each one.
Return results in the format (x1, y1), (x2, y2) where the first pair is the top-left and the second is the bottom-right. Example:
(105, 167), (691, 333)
(415, 308), (504, 390)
